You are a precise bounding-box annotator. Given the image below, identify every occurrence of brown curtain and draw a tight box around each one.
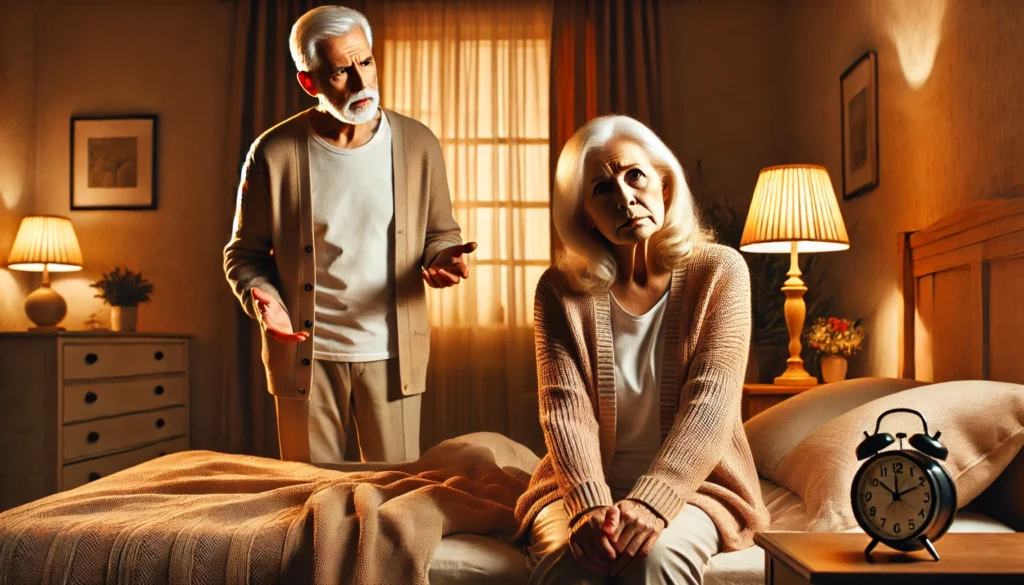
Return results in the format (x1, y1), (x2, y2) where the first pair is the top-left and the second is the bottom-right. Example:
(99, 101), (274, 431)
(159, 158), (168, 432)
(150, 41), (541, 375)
(549, 0), (664, 253)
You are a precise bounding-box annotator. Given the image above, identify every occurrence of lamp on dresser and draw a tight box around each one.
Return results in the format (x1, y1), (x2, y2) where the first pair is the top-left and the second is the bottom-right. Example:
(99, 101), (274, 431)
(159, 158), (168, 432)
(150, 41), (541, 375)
(5, 215), (83, 330)
(740, 165), (850, 386)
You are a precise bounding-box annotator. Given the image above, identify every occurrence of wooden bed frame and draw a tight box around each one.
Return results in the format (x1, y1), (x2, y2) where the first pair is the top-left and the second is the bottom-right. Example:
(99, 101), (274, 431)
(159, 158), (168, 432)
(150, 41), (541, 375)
(898, 195), (1024, 383)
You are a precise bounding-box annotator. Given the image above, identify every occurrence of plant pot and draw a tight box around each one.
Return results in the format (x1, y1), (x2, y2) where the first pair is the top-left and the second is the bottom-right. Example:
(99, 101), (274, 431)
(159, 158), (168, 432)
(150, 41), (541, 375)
(820, 355), (848, 384)
(111, 305), (138, 332)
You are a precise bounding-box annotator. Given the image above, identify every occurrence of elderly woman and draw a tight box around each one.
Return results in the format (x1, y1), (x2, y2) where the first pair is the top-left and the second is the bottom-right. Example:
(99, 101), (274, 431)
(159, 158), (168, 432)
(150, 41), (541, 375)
(515, 116), (770, 585)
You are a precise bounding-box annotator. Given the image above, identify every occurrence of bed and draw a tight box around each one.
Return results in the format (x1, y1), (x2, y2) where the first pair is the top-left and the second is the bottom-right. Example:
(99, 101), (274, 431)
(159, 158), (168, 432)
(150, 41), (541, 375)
(1, 197), (1023, 584)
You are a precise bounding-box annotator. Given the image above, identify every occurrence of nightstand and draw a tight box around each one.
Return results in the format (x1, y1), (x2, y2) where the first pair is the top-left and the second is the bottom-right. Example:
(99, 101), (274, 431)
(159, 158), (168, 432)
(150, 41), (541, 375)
(0, 331), (191, 511)
(742, 382), (817, 421)
(756, 532), (1024, 584)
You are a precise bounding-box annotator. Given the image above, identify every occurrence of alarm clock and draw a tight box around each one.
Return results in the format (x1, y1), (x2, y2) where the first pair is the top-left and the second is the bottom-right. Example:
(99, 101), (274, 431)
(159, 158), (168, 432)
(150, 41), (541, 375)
(851, 407), (957, 561)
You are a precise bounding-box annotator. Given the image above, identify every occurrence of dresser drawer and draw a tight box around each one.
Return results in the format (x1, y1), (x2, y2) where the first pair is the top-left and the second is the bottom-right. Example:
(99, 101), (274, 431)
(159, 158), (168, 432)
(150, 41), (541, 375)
(62, 406), (187, 461)
(64, 375), (186, 423)
(63, 342), (186, 380)
(62, 437), (189, 490)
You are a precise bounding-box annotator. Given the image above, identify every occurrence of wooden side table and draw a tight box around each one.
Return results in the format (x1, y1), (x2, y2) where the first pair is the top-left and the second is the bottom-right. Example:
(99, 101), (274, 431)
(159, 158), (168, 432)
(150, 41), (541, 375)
(756, 532), (1024, 585)
(742, 382), (817, 421)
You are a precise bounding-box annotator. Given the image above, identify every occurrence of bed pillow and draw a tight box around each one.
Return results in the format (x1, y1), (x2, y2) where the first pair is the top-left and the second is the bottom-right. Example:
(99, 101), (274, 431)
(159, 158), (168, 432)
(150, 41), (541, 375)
(974, 446), (1024, 531)
(773, 380), (1024, 532)
(744, 377), (927, 481)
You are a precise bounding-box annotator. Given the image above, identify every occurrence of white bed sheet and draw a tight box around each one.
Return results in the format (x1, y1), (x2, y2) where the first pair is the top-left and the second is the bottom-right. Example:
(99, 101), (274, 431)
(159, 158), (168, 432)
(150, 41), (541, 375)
(428, 479), (1015, 585)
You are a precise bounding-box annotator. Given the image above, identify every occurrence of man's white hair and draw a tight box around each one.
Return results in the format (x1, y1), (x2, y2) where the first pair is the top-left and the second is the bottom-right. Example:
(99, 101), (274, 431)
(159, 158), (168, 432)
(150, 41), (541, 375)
(552, 115), (711, 293)
(289, 5), (373, 73)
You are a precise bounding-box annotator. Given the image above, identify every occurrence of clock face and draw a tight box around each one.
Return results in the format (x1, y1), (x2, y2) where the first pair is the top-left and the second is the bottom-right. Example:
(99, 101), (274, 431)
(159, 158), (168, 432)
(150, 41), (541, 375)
(854, 452), (937, 541)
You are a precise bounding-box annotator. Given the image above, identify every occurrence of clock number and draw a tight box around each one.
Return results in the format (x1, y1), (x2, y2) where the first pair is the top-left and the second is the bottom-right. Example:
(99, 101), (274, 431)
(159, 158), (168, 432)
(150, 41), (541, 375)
(919, 475), (926, 487)
(924, 492), (931, 503)
(864, 491), (873, 502)
(893, 462), (904, 474)
(893, 523), (901, 534)
(881, 466), (888, 477)
(871, 478), (879, 487)
(869, 506), (876, 517)
(880, 517), (887, 527)
(909, 466), (915, 477)
(909, 520), (916, 531)
(918, 509), (925, 518)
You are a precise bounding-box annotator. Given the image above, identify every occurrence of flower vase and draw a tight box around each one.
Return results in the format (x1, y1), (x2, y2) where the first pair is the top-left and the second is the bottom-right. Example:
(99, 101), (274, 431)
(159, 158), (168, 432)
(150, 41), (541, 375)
(111, 305), (138, 332)
(821, 355), (848, 384)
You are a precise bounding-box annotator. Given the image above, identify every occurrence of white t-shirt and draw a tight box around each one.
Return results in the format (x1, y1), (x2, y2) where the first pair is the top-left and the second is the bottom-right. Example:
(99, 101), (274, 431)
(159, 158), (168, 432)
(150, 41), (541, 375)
(308, 114), (397, 362)
(607, 287), (670, 497)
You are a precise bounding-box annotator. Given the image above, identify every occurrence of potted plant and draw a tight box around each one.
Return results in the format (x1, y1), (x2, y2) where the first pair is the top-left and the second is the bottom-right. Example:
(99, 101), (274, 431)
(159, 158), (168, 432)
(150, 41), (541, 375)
(804, 316), (866, 383)
(90, 266), (154, 332)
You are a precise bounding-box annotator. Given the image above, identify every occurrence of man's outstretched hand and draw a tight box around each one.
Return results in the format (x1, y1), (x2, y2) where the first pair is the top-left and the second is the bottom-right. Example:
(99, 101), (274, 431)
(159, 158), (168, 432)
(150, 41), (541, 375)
(423, 242), (477, 288)
(251, 287), (309, 343)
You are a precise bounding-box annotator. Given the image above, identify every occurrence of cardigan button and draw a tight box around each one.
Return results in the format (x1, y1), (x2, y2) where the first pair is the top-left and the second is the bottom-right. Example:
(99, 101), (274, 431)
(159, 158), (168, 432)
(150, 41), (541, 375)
(304, 245), (312, 253)
(304, 283), (313, 291)
(304, 320), (312, 328)
(302, 358), (311, 366)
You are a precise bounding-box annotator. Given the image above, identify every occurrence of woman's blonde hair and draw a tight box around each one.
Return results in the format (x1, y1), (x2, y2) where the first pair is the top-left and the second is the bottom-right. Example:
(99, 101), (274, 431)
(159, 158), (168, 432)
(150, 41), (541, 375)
(552, 115), (710, 292)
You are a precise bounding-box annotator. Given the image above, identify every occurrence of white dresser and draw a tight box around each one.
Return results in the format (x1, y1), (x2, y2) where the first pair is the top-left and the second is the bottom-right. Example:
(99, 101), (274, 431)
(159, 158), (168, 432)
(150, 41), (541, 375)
(0, 332), (190, 511)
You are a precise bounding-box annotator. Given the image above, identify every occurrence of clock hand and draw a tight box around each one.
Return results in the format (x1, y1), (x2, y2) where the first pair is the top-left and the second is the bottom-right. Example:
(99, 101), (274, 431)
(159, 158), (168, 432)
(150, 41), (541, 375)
(894, 474), (899, 501)
(877, 480), (896, 496)
(895, 485), (920, 498)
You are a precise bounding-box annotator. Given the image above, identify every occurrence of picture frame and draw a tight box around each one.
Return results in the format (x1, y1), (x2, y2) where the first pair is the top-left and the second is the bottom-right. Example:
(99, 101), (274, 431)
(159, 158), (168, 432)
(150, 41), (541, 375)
(839, 52), (878, 200)
(70, 115), (158, 210)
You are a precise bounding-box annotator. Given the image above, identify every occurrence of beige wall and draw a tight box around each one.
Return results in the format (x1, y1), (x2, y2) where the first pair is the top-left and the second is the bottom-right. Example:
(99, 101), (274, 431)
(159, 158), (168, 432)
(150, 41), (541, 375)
(782, 0), (1024, 378)
(9, 0), (236, 450)
(0, 2), (36, 330)
(662, 0), (785, 218)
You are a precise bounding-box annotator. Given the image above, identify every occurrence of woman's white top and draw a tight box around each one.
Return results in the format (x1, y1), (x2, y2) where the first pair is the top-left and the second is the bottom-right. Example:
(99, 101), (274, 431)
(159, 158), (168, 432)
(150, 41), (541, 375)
(607, 286), (670, 497)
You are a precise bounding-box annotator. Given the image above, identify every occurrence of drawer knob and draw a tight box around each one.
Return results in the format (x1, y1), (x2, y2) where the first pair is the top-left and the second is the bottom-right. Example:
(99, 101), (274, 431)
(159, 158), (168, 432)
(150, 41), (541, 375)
(87, 431), (100, 443)
(155, 418), (165, 429)
(85, 353), (98, 365)
(154, 385), (165, 396)
(88, 472), (101, 482)
(84, 391), (98, 404)
(154, 351), (164, 361)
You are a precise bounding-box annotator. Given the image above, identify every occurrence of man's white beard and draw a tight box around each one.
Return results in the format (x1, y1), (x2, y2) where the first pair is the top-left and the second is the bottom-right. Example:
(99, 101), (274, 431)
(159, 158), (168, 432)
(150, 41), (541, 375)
(321, 88), (380, 125)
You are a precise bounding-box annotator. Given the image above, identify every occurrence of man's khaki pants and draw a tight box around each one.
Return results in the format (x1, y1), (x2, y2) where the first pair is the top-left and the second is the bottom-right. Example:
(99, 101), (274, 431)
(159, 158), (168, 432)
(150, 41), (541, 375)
(274, 358), (421, 463)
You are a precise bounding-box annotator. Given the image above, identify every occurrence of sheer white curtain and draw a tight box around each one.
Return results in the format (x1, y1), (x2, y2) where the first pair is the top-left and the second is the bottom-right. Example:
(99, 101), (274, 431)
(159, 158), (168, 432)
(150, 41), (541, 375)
(379, 0), (552, 453)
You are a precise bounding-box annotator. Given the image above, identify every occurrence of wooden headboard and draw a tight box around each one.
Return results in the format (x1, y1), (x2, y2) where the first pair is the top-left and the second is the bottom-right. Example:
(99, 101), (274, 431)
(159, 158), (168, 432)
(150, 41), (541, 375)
(898, 196), (1024, 383)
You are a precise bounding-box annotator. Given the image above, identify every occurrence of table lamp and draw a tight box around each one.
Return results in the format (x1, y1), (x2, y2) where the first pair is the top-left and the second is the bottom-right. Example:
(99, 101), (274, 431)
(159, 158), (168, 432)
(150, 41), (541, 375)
(5, 215), (84, 330)
(740, 165), (849, 386)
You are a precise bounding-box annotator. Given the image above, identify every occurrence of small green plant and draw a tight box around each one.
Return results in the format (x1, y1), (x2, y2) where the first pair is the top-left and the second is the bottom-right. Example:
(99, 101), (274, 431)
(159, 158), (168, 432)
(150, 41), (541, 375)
(91, 266), (154, 307)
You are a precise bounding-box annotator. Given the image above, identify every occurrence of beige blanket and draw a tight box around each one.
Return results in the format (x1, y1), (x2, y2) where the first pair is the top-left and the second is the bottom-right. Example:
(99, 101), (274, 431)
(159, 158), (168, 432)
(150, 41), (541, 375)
(0, 432), (536, 585)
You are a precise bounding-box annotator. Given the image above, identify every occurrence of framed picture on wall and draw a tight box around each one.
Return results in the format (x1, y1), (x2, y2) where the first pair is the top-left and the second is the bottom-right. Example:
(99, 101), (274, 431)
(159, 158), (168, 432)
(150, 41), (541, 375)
(71, 115), (158, 210)
(840, 52), (878, 199)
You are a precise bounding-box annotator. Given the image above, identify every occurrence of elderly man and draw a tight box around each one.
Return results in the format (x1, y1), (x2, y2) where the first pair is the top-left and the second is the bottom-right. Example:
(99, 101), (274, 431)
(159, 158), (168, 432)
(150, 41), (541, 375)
(224, 5), (475, 463)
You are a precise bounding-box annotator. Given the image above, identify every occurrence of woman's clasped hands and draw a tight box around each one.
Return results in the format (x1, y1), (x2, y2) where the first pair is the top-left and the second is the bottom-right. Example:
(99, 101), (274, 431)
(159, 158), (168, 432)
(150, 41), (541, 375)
(568, 500), (666, 577)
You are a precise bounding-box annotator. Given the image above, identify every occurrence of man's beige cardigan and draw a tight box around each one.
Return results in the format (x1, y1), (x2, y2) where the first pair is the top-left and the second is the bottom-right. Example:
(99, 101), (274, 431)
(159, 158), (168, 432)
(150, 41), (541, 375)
(514, 244), (770, 552)
(224, 108), (462, 401)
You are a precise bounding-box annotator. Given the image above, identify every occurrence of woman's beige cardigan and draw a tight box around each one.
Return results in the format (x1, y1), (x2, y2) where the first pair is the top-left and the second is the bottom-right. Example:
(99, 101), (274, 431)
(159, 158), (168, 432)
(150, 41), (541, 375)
(515, 244), (770, 551)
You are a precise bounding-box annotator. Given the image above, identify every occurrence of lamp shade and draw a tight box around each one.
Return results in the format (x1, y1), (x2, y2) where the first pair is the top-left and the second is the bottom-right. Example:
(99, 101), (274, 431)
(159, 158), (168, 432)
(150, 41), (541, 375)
(740, 164), (850, 254)
(6, 215), (83, 272)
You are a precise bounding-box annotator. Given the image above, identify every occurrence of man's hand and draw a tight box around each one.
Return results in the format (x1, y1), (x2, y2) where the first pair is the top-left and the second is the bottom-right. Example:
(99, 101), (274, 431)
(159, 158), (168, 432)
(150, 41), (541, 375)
(251, 287), (309, 343)
(568, 506), (620, 575)
(423, 242), (477, 288)
(603, 500), (665, 577)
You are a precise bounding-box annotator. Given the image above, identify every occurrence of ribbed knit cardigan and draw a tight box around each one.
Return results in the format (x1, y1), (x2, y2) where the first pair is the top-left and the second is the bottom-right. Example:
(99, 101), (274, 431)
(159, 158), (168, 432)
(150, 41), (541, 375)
(514, 244), (770, 552)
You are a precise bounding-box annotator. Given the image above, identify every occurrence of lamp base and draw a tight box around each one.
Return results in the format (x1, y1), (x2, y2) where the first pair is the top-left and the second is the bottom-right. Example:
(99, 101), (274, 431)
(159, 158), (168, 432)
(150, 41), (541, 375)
(24, 283), (68, 330)
(775, 370), (818, 386)
(775, 242), (818, 388)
